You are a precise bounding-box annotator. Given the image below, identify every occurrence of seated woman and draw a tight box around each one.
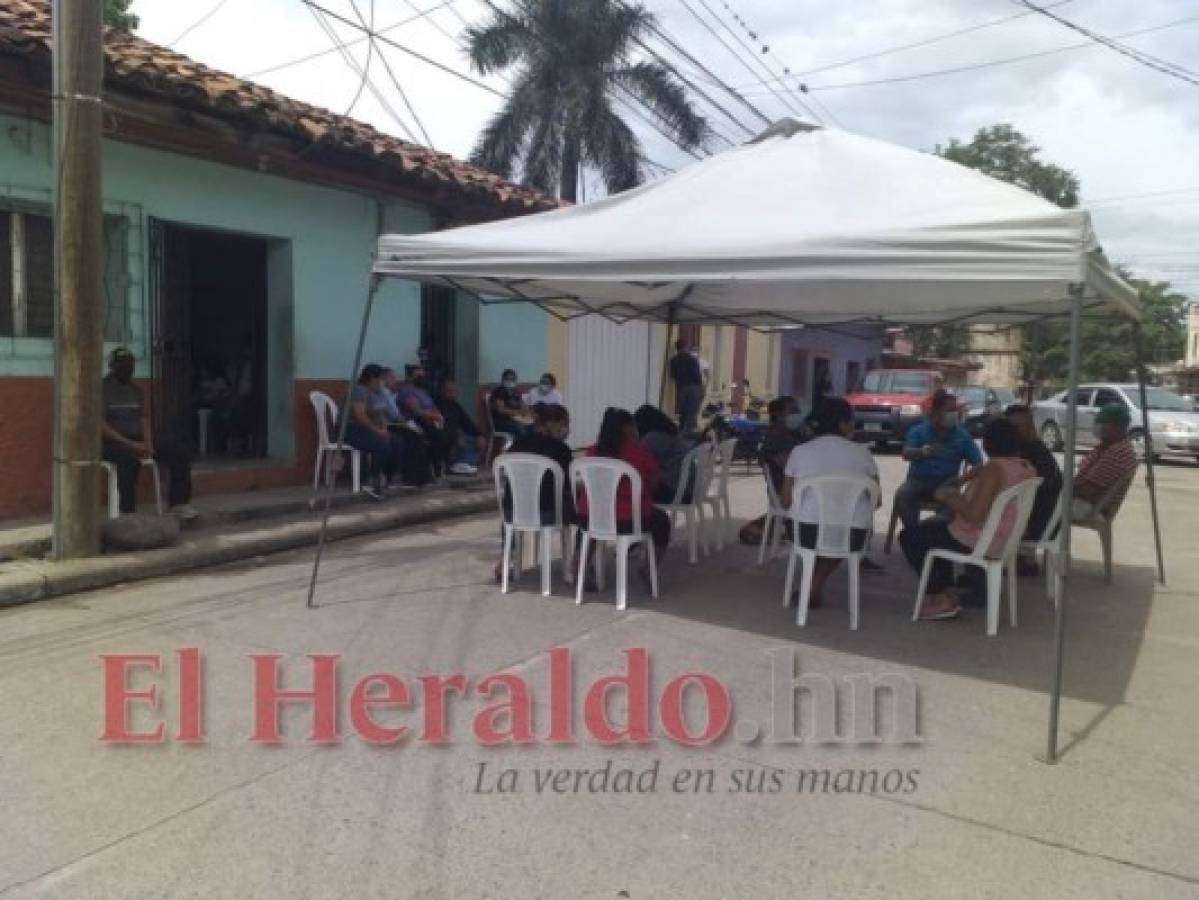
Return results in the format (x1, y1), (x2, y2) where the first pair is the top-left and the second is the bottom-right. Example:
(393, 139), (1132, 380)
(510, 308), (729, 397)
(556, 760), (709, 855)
(343, 364), (405, 498)
(575, 408), (672, 584)
(899, 417), (1036, 620)
(780, 398), (880, 610)
(494, 404), (576, 583)
(634, 404), (699, 504)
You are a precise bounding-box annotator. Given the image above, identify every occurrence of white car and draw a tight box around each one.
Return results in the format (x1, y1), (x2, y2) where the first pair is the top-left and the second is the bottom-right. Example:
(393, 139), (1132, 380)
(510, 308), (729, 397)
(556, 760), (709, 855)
(1033, 383), (1199, 461)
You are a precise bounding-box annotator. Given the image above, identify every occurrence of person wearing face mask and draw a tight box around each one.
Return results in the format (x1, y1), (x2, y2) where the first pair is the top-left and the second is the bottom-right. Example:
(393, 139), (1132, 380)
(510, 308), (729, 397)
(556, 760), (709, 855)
(1072, 403), (1137, 522)
(523, 373), (564, 408)
(780, 398), (882, 610)
(489, 368), (530, 437)
(737, 395), (805, 546)
(397, 364), (452, 478)
(634, 404), (700, 504)
(101, 348), (198, 520)
(435, 379), (485, 475)
(894, 389), (982, 533)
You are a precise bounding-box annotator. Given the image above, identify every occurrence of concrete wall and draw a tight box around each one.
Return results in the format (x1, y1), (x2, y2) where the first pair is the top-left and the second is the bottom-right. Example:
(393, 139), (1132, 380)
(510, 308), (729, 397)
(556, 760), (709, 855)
(779, 326), (885, 413)
(0, 111), (553, 518)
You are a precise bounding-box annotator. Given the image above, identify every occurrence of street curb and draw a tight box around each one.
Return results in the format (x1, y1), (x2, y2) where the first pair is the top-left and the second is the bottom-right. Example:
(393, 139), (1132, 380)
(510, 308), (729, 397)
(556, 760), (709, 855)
(0, 488), (497, 608)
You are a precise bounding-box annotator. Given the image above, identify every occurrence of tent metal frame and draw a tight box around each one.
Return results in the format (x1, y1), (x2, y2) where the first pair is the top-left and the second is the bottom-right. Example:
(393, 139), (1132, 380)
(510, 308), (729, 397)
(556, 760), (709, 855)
(306, 270), (1166, 766)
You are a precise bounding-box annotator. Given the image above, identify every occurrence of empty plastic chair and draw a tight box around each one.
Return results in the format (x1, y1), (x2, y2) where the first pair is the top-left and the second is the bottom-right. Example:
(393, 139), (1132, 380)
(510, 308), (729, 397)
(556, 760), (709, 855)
(309, 391), (361, 499)
(758, 467), (789, 565)
(100, 458), (164, 519)
(654, 443), (713, 564)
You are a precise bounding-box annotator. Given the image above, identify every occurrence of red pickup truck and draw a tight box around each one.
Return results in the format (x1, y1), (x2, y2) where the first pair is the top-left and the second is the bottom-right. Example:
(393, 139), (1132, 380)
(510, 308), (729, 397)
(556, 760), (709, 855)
(845, 369), (944, 447)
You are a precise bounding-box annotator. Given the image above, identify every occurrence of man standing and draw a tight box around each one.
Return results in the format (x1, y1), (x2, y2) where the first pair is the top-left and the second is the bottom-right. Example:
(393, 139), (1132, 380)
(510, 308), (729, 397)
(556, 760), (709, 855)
(1072, 403), (1138, 521)
(895, 389), (982, 532)
(669, 339), (704, 433)
(101, 348), (197, 520)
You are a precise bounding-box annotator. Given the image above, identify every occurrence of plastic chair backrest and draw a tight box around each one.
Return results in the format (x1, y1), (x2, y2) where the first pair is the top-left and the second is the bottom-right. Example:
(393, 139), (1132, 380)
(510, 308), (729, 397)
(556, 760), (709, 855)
(716, 437), (738, 490)
(974, 477), (1043, 561)
(763, 464), (785, 512)
(667, 443), (712, 507)
(310, 391), (337, 448)
(571, 457), (642, 539)
(1033, 492), (1064, 546)
(791, 475), (881, 555)
(494, 453), (564, 529)
(1096, 470), (1135, 520)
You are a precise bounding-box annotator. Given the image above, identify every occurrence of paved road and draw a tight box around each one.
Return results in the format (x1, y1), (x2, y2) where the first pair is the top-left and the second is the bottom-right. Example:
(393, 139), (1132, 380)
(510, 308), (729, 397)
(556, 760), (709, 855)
(1, 454), (1196, 898)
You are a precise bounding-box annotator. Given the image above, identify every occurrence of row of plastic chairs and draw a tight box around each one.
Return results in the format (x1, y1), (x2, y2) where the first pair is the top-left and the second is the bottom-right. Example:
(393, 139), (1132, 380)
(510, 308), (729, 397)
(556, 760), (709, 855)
(760, 471), (1043, 636)
(493, 438), (740, 609)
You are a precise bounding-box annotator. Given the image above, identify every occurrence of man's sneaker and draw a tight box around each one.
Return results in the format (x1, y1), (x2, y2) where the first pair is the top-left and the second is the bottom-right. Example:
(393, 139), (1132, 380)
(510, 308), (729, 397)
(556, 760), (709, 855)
(449, 462), (478, 476)
(170, 503), (200, 522)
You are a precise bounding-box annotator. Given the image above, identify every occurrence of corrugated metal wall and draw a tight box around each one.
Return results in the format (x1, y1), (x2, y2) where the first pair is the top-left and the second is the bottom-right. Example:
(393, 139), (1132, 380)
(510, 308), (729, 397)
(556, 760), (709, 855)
(567, 316), (655, 447)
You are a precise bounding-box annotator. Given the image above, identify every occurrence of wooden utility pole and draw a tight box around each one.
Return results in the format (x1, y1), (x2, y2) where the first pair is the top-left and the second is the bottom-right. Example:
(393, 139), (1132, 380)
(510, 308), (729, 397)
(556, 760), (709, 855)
(50, 0), (105, 559)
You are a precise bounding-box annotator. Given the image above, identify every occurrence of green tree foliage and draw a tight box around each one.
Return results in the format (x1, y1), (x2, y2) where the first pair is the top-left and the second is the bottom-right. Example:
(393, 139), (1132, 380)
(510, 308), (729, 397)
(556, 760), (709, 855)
(466, 0), (708, 202)
(104, 0), (138, 31)
(937, 123), (1080, 208)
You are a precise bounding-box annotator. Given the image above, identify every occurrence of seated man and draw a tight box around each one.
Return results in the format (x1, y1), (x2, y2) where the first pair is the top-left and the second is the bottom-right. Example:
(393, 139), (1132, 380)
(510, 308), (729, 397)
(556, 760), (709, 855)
(1072, 403), (1137, 521)
(397, 364), (453, 478)
(895, 389), (982, 531)
(489, 368), (530, 436)
(101, 348), (197, 520)
(435, 380), (485, 474)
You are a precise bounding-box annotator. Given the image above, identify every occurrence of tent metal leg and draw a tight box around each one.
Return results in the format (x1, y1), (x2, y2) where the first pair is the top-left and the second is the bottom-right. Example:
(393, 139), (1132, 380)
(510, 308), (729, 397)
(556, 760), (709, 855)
(658, 321), (675, 410)
(1046, 282), (1084, 764)
(306, 276), (381, 609)
(1132, 325), (1166, 585)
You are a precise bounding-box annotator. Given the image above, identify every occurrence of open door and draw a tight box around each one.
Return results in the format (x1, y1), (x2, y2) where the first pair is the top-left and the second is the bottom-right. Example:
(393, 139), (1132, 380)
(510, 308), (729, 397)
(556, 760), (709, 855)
(147, 217), (193, 443)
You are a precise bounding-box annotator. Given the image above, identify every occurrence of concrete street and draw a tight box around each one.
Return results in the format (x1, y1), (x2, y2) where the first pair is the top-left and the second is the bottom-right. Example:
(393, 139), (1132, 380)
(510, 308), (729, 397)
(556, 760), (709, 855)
(0, 453), (1196, 899)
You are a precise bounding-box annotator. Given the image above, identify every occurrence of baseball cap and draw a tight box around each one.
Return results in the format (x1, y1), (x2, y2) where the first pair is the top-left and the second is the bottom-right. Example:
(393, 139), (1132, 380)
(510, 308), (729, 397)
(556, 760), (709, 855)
(1095, 403), (1130, 428)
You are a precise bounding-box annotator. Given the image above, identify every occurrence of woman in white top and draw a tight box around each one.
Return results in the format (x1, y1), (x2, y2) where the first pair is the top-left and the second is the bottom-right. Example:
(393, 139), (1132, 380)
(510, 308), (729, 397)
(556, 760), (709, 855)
(780, 398), (881, 609)
(523, 372), (565, 408)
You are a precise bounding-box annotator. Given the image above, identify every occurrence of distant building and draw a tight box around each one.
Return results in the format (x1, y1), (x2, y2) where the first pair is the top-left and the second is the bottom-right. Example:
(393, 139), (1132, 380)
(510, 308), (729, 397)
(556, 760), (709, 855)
(961, 326), (1022, 388)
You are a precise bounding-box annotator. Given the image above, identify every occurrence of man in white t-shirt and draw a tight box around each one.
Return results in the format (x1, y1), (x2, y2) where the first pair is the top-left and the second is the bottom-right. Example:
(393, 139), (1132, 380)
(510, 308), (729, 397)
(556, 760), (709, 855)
(781, 397), (881, 609)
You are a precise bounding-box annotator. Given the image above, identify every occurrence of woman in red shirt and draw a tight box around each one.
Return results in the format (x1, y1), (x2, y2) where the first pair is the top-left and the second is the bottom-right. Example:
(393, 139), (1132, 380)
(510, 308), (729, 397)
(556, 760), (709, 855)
(577, 408), (672, 563)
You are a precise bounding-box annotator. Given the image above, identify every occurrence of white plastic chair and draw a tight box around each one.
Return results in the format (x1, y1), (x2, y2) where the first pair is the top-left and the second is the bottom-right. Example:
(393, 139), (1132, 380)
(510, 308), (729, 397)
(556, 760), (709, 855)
(1018, 494), (1064, 599)
(309, 391), (361, 497)
(782, 475), (880, 629)
(758, 467), (789, 565)
(100, 459), (163, 519)
(911, 478), (1042, 636)
(571, 457), (659, 610)
(655, 443), (713, 565)
(484, 398), (517, 469)
(493, 454), (573, 596)
(701, 437), (738, 550)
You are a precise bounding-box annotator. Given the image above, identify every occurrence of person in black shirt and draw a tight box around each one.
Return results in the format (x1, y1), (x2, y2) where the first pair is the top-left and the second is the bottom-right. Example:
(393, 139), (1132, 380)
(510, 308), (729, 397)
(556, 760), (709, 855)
(1007, 404), (1063, 574)
(489, 368), (530, 436)
(668, 340), (704, 433)
(495, 404), (576, 582)
(436, 379), (485, 473)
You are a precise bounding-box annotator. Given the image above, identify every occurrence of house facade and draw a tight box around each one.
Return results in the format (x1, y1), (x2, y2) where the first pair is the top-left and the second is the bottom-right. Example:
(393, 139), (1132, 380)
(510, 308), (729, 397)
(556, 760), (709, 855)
(0, 0), (562, 519)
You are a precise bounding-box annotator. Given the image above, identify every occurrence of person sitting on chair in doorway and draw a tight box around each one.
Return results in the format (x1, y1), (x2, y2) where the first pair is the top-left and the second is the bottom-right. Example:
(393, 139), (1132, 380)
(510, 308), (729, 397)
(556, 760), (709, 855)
(101, 347), (198, 521)
(490, 369), (530, 437)
(398, 364), (453, 479)
(436, 380), (485, 474)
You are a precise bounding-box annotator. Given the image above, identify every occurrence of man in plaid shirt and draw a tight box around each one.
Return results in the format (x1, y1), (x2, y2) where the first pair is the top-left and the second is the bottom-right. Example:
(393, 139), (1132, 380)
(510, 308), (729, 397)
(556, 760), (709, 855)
(1072, 403), (1138, 521)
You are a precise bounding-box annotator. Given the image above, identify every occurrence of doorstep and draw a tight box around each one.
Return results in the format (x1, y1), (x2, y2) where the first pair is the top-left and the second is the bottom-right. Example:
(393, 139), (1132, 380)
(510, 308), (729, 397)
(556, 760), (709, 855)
(0, 478), (496, 606)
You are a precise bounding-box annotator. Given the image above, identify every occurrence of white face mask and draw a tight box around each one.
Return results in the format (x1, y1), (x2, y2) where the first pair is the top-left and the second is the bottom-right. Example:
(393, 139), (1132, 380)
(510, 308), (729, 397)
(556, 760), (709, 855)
(783, 413), (804, 430)
(503, 379), (516, 389)
(538, 382), (553, 393)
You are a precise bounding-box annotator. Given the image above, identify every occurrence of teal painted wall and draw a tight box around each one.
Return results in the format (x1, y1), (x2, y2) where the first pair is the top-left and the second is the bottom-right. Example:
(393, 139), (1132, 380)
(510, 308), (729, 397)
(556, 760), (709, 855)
(0, 112), (549, 455)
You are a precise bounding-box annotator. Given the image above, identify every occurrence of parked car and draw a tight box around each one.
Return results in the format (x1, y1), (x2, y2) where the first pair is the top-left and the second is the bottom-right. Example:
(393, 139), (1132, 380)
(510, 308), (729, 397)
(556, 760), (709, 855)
(846, 369), (944, 447)
(950, 384), (1018, 436)
(1032, 383), (1199, 461)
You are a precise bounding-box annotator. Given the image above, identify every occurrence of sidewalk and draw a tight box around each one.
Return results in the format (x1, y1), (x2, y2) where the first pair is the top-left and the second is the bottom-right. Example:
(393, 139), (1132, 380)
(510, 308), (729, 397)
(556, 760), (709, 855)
(0, 479), (497, 607)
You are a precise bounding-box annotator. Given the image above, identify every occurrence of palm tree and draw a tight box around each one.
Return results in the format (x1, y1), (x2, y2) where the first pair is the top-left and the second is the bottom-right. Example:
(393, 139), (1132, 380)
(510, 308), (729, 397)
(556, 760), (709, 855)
(466, 0), (709, 202)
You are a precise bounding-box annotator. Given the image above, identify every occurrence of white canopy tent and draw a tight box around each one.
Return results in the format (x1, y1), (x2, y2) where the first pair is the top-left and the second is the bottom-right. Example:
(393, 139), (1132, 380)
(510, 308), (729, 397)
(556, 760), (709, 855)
(309, 120), (1163, 764)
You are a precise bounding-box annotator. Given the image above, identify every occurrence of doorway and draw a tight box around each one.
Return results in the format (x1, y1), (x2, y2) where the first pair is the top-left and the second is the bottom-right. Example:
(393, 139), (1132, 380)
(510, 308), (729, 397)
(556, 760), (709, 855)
(149, 221), (270, 459)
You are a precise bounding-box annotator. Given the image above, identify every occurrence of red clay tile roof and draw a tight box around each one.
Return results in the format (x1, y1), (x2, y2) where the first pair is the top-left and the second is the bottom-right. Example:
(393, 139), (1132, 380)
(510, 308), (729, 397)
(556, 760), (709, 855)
(0, 0), (558, 216)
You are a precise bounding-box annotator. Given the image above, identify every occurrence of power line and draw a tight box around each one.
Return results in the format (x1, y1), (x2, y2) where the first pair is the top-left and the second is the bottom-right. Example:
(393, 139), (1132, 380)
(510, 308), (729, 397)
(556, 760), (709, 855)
(349, 0), (435, 147)
(245, 0), (463, 79)
(1017, 1), (1199, 87)
(169, 0), (230, 47)
(774, 14), (1199, 93)
(735, 0), (1076, 90)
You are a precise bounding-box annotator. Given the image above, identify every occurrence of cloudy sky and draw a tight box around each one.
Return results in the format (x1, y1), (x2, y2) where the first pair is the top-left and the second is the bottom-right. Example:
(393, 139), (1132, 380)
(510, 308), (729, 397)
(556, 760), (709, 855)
(133, 0), (1198, 298)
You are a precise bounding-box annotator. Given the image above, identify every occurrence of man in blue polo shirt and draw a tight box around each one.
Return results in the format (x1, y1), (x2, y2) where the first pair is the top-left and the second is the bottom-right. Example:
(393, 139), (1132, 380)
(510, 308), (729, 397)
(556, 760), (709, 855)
(895, 389), (982, 531)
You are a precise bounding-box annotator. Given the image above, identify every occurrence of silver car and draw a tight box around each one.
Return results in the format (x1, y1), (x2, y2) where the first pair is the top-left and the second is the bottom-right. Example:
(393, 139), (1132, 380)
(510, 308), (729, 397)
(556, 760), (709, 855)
(1033, 383), (1199, 461)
